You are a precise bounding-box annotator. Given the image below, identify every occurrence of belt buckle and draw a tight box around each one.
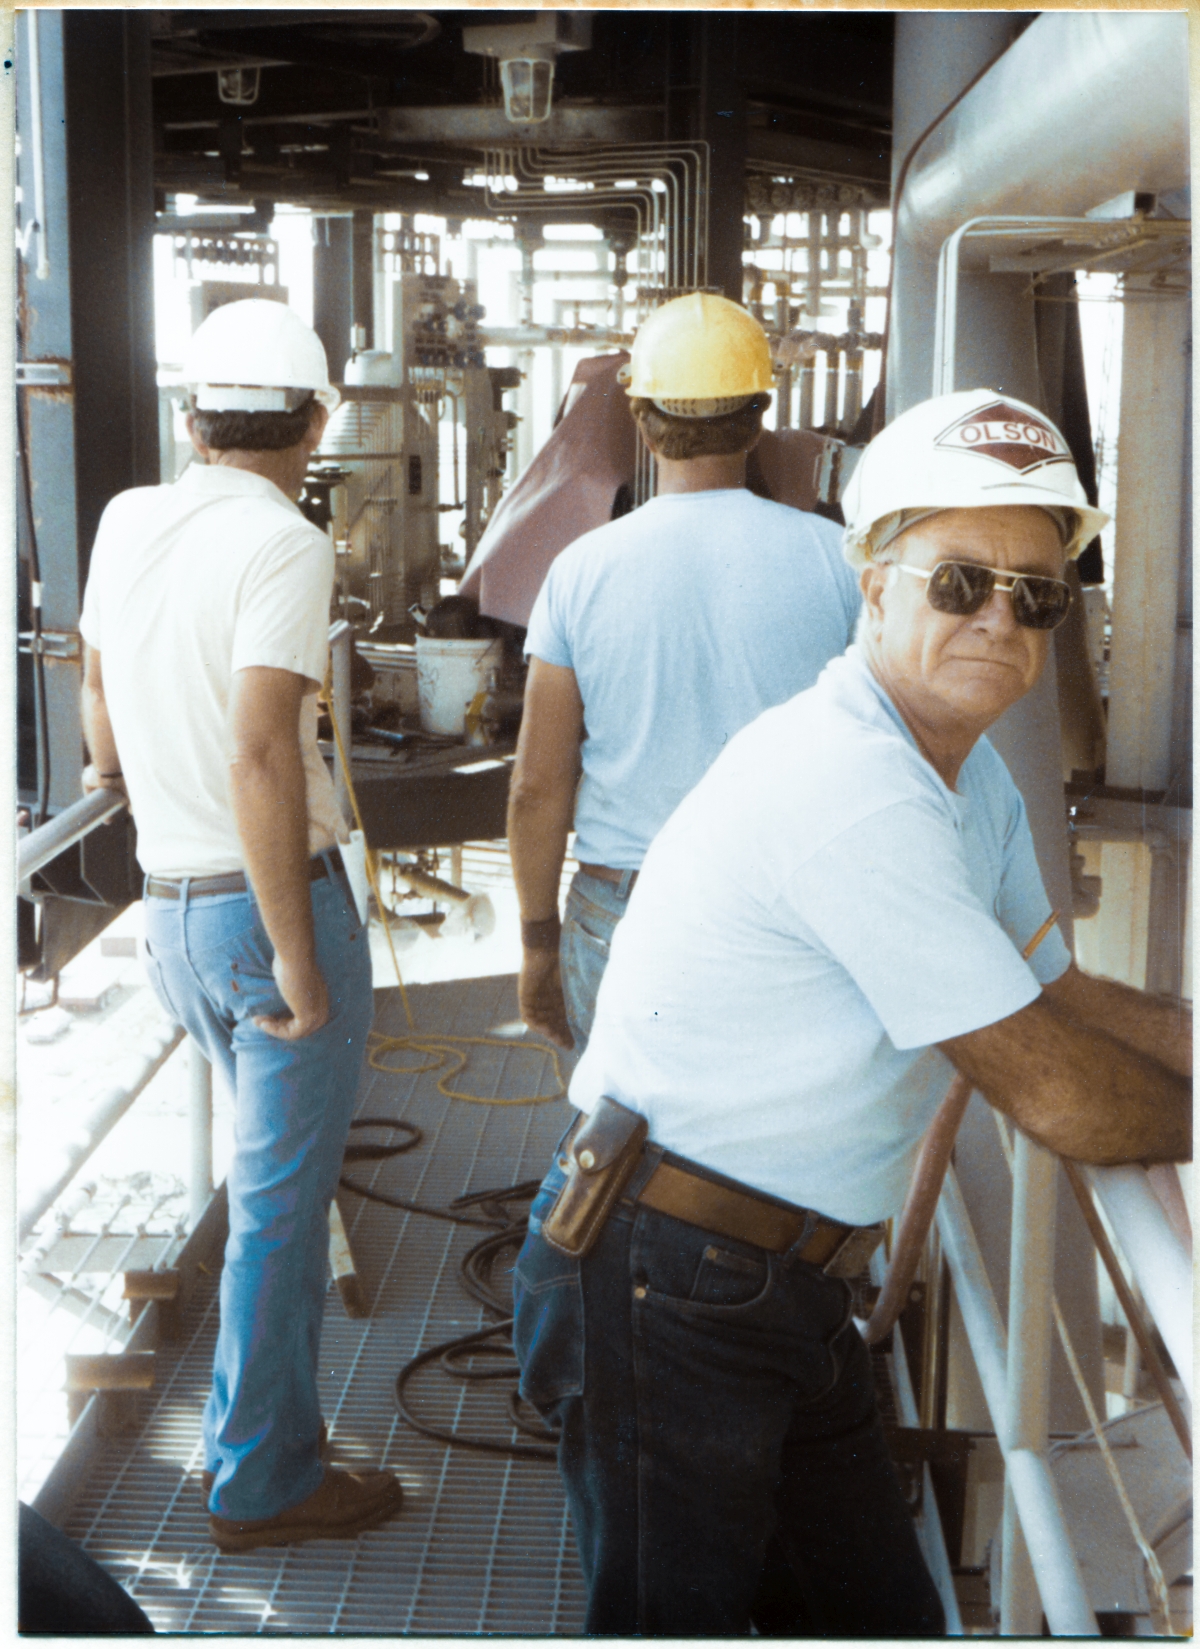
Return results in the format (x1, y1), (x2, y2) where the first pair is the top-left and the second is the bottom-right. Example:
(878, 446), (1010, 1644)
(822, 1223), (884, 1280)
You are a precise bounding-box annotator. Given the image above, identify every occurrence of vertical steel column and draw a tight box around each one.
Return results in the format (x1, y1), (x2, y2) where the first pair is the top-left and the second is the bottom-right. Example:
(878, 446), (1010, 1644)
(695, 16), (746, 303)
(1105, 279), (1189, 792)
(1000, 1134), (1058, 1634)
(351, 210), (375, 351)
(313, 216), (353, 384)
(16, 10), (157, 813)
(188, 1038), (214, 1229)
(886, 13), (1025, 420)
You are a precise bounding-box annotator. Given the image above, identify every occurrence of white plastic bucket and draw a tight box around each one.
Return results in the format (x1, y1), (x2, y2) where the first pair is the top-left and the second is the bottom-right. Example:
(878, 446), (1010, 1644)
(415, 636), (501, 735)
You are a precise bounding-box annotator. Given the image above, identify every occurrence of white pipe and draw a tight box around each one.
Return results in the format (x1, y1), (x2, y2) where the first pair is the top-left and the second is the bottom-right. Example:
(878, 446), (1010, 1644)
(1001, 1136), (1058, 1634)
(187, 1039), (213, 1230)
(329, 620), (352, 826)
(901, 13), (1189, 250)
(937, 1168), (1099, 1636)
(25, 9), (49, 280)
(1085, 1164), (1192, 1402)
(480, 325), (631, 349)
(19, 789), (127, 882)
(19, 1021), (186, 1241)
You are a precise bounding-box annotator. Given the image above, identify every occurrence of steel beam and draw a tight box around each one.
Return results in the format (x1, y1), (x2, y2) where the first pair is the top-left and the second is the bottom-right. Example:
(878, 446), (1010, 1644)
(379, 103), (662, 147)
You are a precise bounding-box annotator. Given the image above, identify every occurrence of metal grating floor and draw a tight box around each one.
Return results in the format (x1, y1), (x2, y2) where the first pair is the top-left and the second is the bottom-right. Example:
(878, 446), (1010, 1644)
(59, 975), (586, 1634)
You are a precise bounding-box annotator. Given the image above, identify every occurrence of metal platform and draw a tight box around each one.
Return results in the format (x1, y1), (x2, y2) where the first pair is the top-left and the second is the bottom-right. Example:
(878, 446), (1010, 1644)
(55, 974), (586, 1634)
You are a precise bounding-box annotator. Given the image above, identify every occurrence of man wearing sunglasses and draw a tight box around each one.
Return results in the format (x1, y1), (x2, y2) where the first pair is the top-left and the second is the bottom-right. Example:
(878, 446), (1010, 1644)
(512, 388), (1191, 1636)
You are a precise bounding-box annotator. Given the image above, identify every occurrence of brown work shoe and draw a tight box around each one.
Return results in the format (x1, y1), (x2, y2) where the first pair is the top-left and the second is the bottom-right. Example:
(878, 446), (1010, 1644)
(209, 1465), (403, 1553)
(201, 1420), (330, 1502)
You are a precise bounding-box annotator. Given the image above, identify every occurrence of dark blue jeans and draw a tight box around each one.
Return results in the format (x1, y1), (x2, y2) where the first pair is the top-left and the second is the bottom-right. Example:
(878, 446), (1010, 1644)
(513, 1153), (945, 1637)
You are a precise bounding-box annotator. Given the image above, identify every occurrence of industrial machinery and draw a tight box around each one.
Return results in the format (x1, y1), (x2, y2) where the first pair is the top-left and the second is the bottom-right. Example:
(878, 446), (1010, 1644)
(13, 9), (1192, 1638)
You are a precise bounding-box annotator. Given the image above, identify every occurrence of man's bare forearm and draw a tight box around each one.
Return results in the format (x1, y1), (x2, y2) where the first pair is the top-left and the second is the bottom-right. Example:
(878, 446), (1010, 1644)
(508, 780), (575, 923)
(82, 687), (121, 776)
(1043, 964), (1191, 1078)
(228, 742), (316, 968)
(941, 998), (1191, 1165)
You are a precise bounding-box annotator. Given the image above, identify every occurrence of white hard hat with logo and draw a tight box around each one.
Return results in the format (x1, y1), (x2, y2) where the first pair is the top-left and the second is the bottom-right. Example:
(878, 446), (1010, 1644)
(183, 298), (341, 415)
(842, 389), (1109, 569)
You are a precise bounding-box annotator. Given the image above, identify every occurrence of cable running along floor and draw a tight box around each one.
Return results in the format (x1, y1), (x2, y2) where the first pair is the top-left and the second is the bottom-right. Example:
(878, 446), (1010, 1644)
(58, 975), (586, 1635)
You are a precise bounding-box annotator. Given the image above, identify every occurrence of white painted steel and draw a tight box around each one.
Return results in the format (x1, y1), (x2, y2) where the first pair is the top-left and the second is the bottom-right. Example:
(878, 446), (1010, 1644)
(187, 1039), (213, 1229)
(329, 619), (353, 825)
(25, 10), (50, 280)
(901, 13), (1189, 250)
(18, 788), (127, 882)
(937, 1167), (1100, 1635)
(1001, 1136), (1059, 1633)
(18, 1021), (186, 1241)
(1085, 1165), (1193, 1403)
(1104, 278), (1189, 792)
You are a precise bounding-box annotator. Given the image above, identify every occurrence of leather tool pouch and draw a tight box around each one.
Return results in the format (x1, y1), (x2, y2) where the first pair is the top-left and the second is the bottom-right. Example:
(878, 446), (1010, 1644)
(540, 1097), (649, 1259)
(822, 1223), (886, 1280)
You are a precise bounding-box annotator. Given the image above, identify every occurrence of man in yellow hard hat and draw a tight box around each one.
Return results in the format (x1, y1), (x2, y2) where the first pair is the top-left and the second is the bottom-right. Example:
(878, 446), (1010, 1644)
(508, 292), (860, 1053)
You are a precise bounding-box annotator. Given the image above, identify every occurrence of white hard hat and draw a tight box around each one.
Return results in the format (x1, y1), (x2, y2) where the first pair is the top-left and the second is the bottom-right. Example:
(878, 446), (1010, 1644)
(842, 389), (1109, 569)
(183, 298), (341, 414)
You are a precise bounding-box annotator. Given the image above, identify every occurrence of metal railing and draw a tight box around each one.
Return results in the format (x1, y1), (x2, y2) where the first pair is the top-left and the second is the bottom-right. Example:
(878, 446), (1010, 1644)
(19, 787), (127, 883)
(937, 1146), (1192, 1636)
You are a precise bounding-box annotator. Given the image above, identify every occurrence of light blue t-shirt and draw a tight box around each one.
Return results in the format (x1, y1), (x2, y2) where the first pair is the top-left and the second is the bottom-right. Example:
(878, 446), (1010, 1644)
(570, 646), (1072, 1225)
(524, 489), (860, 868)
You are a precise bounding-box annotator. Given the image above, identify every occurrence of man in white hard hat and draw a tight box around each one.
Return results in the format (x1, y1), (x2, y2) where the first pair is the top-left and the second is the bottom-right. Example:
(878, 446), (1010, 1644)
(512, 389), (1191, 1634)
(79, 299), (404, 1551)
(508, 293), (860, 1053)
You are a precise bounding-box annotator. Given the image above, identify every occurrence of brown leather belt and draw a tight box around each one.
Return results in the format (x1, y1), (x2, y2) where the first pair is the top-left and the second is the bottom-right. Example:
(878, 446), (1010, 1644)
(633, 1158), (884, 1275)
(578, 862), (639, 890)
(146, 856), (333, 901)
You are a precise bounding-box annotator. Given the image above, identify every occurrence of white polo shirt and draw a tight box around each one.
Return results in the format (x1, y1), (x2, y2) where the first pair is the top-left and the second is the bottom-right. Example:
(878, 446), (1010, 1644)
(569, 645), (1072, 1226)
(79, 464), (343, 877)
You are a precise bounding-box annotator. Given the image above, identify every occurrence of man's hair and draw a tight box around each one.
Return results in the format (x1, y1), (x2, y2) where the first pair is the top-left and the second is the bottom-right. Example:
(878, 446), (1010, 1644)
(630, 393), (769, 461)
(190, 394), (318, 453)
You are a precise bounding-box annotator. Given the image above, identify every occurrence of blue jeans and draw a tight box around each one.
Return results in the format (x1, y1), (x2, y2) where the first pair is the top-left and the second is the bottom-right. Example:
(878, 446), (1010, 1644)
(142, 856), (373, 1520)
(560, 868), (637, 1054)
(513, 1151), (945, 1637)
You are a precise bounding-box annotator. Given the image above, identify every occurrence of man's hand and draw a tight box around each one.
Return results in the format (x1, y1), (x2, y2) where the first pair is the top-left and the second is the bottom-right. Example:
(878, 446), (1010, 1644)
(82, 763), (127, 798)
(940, 974), (1191, 1165)
(228, 666), (331, 1044)
(519, 948), (574, 1049)
(255, 951), (331, 1040)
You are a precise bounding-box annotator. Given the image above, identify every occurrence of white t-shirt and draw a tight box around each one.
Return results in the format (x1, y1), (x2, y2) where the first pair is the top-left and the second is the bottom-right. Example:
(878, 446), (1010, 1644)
(79, 464), (343, 877)
(524, 489), (860, 868)
(569, 646), (1072, 1225)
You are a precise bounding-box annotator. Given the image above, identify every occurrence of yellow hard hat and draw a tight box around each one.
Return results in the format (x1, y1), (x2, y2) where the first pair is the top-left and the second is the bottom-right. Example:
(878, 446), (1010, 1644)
(621, 293), (774, 417)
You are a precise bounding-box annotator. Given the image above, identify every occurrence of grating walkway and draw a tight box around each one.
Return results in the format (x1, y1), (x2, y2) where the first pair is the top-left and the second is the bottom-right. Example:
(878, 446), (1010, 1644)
(59, 975), (586, 1635)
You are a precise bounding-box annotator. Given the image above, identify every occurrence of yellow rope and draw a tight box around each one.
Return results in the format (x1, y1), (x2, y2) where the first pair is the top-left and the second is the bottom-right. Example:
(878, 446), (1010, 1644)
(323, 665), (566, 1107)
(989, 1112), (1175, 1633)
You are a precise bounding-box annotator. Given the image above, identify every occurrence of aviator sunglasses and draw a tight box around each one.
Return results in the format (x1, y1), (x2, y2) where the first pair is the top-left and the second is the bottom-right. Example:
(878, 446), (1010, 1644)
(894, 560), (1073, 631)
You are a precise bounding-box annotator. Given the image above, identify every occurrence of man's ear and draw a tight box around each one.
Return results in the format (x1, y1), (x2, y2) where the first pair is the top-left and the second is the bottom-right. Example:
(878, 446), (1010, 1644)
(304, 402), (330, 454)
(185, 413), (209, 461)
(860, 561), (890, 637)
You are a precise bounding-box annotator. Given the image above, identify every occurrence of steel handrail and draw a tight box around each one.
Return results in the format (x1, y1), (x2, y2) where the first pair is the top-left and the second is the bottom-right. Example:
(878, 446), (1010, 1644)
(19, 788), (127, 883)
(1085, 1163), (1193, 1403)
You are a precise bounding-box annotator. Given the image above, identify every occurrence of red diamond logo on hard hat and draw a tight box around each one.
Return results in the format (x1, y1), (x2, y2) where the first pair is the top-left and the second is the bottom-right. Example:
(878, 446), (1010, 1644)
(934, 400), (1071, 474)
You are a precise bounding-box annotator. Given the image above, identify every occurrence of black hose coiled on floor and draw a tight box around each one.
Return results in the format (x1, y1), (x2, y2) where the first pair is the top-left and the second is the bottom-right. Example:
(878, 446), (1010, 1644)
(337, 1118), (560, 1462)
